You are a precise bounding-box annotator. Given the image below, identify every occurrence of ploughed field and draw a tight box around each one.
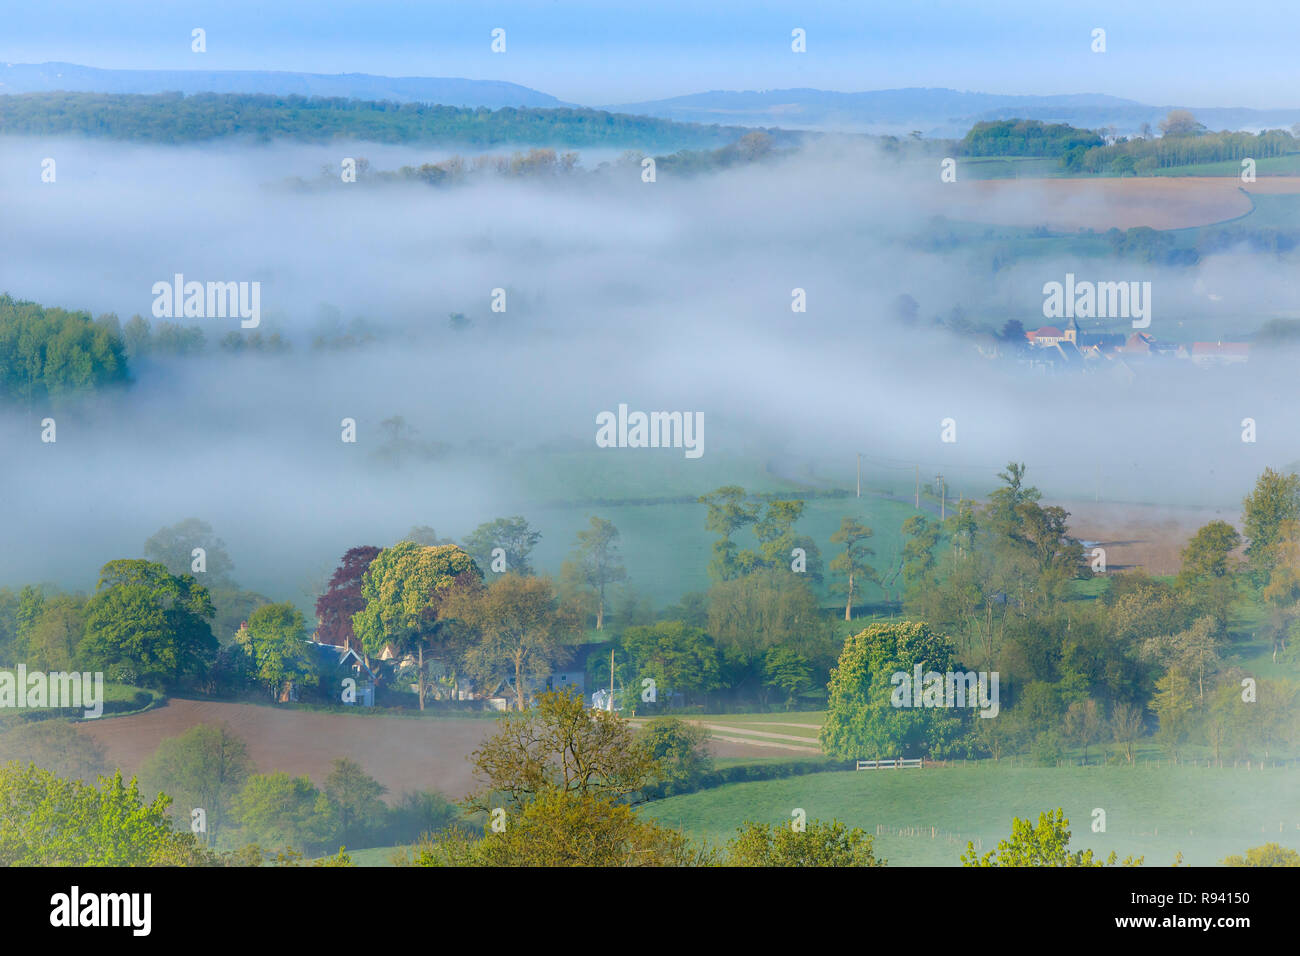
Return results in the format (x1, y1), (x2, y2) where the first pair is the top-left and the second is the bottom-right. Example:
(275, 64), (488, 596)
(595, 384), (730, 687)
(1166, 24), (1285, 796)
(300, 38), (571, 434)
(943, 177), (1300, 231)
(79, 697), (795, 800)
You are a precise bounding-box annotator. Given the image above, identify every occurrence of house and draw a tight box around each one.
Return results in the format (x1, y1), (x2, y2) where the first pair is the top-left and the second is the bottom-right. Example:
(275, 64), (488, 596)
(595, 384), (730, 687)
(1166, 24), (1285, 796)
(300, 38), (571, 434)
(306, 639), (380, 706)
(1025, 325), (1064, 347)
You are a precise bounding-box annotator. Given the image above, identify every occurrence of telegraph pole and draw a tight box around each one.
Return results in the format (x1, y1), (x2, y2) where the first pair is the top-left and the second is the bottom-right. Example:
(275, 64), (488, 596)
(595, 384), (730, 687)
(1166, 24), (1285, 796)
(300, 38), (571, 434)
(939, 474), (946, 520)
(915, 465), (919, 509)
(857, 454), (861, 498)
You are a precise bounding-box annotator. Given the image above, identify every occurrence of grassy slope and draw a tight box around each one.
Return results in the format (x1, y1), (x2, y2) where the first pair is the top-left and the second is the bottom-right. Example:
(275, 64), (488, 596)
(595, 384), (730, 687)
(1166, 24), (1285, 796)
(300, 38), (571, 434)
(640, 762), (1300, 866)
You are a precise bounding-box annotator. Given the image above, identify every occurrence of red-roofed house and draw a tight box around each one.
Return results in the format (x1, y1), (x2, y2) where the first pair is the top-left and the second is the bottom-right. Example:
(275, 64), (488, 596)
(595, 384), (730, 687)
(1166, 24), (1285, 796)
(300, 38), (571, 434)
(1026, 325), (1064, 346)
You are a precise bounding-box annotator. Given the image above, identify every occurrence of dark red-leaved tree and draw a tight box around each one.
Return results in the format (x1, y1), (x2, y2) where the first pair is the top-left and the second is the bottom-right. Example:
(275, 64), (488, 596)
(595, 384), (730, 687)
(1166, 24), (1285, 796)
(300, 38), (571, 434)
(314, 546), (382, 656)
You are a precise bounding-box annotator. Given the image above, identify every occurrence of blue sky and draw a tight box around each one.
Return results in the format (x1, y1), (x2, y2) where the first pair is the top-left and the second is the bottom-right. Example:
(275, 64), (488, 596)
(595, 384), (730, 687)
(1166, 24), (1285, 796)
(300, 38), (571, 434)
(3, 0), (1297, 107)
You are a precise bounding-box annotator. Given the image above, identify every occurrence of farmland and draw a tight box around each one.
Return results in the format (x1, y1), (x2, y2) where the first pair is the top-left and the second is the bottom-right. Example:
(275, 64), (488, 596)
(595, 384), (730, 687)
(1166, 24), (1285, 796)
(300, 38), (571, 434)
(639, 762), (1300, 866)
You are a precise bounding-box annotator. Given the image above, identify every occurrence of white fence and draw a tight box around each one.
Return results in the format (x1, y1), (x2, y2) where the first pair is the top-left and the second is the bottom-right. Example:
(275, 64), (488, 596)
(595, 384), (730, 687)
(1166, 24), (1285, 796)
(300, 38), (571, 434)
(856, 758), (923, 770)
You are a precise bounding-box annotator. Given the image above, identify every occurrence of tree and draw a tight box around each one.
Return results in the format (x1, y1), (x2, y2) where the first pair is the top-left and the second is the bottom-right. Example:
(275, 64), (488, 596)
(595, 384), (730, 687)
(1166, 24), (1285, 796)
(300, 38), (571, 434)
(139, 723), (253, 845)
(238, 603), (315, 701)
(144, 518), (236, 586)
(727, 818), (884, 866)
(403, 526), (454, 547)
(1158, 109), (1205, 138)
(79, 559), (217, 687)
(466, 690), (655, 814)
(1263, 519), (1300, 610)
(891, 294), (919, 326)
(0, 764), (211, 866)
(820, 620), (964, 760)
(351, 542), (482, 709)
(1142, 617), (1221, 701)
(1110, 701), (1143, 764)
(1064, 698), (1103, 764)
(569, 516), (627, 630)
(461, 516), (542, 577)
(1152, 667), (1196, 761)
(1242, 468), (1300, 586)
(314, 546), (381, 655)
(640, 717), (712, 795)
(1176, 520), (1241, 627)
(411, 787), (708, 867)
(755, 499), (823, 583)
(901, 514), (941, 591)
(323, 758), (387, 848)
(763, 647), (814, 709)
(0, 720), (106, 782)
(618, 621), (721, 706)
(829, 516), (878, 620)
(707, 568), (829, 672)
(233, 772), (336, 855)
(962, 809), (1141, 866)
(24, 596), (86, 671)
(452, 574), (573, 712)
(1222, 843), (1300, 866)
(698, 486), (760, 582)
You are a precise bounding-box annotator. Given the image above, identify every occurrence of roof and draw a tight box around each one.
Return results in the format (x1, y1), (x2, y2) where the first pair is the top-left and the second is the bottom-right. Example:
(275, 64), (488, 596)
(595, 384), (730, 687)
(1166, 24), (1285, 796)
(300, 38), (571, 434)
(1034, 326), (1063, 337)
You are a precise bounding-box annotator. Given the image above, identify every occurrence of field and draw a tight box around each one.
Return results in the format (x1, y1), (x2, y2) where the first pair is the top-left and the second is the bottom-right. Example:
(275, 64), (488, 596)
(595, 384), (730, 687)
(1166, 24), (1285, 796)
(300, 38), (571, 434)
(503, 451), (919, 609)
(76, 697), (806, 801)
(639, 762), (1300, 866)
(943, 177), (1266, 231)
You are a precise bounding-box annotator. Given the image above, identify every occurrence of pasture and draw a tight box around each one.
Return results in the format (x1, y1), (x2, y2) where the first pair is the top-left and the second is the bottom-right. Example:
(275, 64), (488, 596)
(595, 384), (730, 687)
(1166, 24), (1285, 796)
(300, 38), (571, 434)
(639, 762), (1300, 866)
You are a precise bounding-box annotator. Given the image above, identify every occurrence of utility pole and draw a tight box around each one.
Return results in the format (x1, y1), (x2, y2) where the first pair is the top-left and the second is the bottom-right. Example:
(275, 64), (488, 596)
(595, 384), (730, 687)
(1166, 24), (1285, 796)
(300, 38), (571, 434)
(915, 465), (919, 510)
(609, 648), (615, 712)
(939, 474), (946, 520)
(857, 454), (861, 498)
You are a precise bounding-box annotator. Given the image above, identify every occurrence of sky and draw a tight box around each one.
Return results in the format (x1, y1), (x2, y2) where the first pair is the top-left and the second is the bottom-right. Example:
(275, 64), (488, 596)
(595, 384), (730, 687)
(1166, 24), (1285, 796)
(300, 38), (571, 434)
(2, 0), (1299, 108)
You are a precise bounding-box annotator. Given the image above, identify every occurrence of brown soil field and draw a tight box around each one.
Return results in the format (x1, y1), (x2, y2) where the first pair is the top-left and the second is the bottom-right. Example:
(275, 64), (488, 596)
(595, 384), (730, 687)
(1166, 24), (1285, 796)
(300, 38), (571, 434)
(80, 698), (785, 801)
(1058, 499), (1241, 575)
(943, 177), (1299, 231)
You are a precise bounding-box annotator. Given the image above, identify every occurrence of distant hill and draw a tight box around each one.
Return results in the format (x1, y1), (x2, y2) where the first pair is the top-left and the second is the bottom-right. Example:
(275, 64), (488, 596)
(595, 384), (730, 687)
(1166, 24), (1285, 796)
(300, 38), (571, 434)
(0, 61), (569, 109)
(605, 87), (1300, 137)
(0, 91), (777, 150)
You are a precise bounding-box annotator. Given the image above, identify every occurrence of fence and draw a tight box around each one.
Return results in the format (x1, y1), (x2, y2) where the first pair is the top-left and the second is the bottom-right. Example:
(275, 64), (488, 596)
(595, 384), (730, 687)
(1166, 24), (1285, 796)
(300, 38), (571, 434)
(856, 757), (923, 770)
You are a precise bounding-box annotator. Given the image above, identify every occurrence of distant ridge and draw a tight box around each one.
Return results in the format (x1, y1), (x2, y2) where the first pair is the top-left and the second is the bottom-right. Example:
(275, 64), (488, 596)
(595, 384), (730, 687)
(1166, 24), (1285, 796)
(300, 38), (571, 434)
(5, 66), (1300, 137)
(604, 87), (1300, 137)
(0, 61), (570, 110)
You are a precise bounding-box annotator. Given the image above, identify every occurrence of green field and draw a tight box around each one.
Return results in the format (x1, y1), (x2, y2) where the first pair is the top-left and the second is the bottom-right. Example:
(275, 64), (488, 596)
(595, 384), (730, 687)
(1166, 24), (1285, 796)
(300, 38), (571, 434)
(639, 763), (1300, 866)
(497, 453), (920, 609)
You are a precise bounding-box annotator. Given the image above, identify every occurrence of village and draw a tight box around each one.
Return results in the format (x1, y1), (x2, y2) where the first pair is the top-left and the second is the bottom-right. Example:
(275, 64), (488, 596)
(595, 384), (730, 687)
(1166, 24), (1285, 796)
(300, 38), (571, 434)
(975, 316), (1250, 375)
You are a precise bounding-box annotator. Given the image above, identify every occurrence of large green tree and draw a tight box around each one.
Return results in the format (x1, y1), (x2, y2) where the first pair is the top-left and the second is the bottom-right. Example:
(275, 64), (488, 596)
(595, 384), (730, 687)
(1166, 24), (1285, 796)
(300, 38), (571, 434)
(618, 621), (721, 706)
(79, 559), (217, 687)
(237, 602), (315, 701)
(820, 620), (964, 760)
(351, 542), (482, 709)
(1242, 468), (1300, 586)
